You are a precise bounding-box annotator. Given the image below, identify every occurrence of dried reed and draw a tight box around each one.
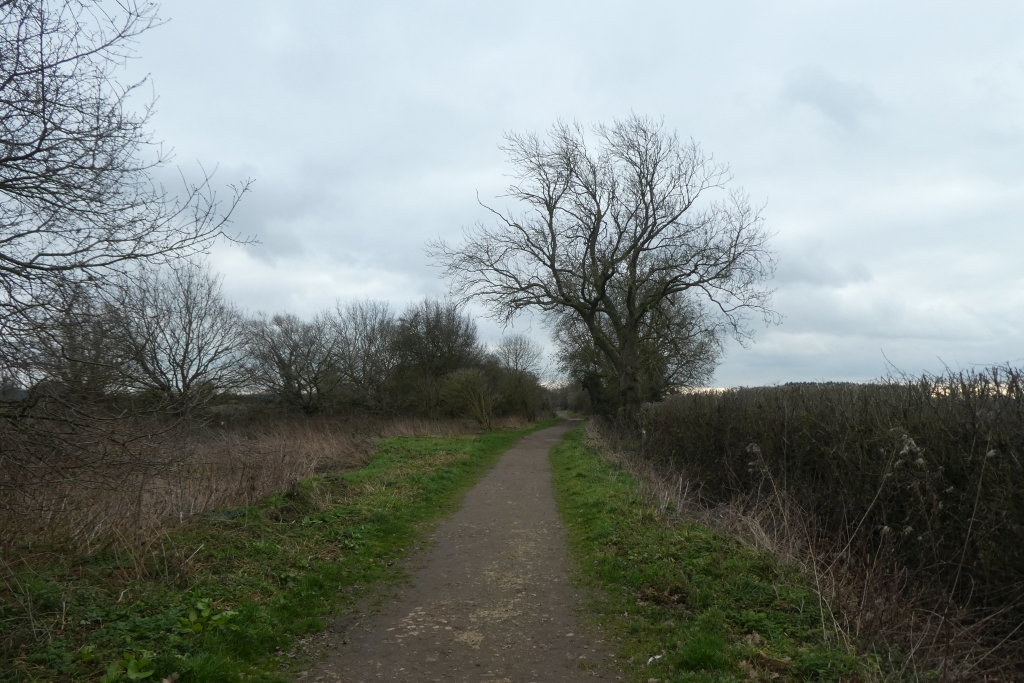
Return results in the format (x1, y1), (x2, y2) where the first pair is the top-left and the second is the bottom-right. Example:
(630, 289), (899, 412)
(0, 413), (526, 556)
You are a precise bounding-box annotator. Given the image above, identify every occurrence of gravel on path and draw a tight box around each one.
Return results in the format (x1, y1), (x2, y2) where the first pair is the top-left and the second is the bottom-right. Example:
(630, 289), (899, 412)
(299, 419), (621, 683)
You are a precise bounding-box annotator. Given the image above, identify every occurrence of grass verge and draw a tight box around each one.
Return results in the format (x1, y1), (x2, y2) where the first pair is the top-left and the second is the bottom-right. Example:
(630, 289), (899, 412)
(2, 420), (554, 682)
(551, 426), (876, 683)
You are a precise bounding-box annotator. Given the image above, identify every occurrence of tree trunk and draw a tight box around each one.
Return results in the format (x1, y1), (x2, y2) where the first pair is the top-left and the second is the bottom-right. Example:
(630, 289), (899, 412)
(617, 352), (643, 426)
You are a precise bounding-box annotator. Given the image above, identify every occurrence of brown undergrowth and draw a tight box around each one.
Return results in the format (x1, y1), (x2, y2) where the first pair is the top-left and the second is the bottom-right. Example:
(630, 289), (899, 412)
(585, 411), (1022, 683)
(0, 411), (528, 556)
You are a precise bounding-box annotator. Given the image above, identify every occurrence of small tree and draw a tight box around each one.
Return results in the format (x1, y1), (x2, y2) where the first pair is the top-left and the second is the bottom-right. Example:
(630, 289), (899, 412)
(441, 367), (495, 428)
(431, 115), (777, 418)
(493, 334), (546, 420)
(495, 334), (544, 376)
(391, 299), (481, 415)
(22, 283), (123, 398)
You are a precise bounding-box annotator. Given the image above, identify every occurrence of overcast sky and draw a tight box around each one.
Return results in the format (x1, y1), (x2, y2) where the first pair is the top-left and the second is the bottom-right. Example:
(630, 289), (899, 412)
(129, 0), (1024, 386)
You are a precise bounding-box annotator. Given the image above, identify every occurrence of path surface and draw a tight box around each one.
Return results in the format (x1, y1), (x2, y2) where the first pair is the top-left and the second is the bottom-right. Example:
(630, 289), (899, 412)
(300, 420), (620, 683)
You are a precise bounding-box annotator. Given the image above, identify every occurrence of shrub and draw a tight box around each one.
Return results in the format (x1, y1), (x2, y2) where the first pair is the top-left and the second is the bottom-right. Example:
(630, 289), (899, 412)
(638, 366), (1024, 672)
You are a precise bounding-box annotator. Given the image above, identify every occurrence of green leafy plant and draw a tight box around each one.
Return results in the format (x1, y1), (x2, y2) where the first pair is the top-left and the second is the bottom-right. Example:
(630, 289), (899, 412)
(178, 598), (238, 635)
(100, 650), (156, 682)
(74, 644), (100, 662)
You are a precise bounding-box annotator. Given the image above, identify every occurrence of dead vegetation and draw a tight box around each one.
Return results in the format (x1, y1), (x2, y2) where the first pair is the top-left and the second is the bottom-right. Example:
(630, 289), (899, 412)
(0, 410), (527, 556)
(587, 367), (1024, 682)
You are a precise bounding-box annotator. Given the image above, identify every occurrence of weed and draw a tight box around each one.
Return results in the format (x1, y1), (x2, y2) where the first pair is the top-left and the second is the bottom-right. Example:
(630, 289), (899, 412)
(178, 598), (237, 635)
(99, 651), (155, 682)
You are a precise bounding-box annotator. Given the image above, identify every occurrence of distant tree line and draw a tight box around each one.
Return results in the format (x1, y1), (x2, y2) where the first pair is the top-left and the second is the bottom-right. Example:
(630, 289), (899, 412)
(11, 261), (549, 423)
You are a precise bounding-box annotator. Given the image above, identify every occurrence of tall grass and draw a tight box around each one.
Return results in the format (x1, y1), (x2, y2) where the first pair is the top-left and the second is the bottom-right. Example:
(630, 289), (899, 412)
(618, 366), (1023, 680)
(0, 411), (526, 554)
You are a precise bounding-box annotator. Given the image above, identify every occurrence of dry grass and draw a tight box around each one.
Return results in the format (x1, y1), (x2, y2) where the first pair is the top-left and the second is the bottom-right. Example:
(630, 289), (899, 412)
(0, 412), (529, 556)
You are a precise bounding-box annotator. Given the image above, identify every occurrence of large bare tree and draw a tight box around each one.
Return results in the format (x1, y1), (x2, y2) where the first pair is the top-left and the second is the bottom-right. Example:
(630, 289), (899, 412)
(0, 1), (253, 511)
(430, 115), (777, 417)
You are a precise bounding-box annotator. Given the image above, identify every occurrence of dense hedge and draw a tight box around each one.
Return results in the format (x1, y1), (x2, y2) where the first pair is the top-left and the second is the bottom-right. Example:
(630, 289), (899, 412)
(641, 367), (1024, 627)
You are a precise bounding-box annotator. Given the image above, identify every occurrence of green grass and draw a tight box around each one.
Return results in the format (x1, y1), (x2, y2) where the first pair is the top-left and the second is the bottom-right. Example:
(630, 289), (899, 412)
(551, 426), (876, 683)
(1, 420), (554, 683)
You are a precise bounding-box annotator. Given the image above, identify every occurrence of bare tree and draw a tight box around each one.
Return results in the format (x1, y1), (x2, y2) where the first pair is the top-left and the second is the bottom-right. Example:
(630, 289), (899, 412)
(0, 0), (250, 371)
(109, 262), (245, 412)
(21, 282), (123, 397)
(441, 367), (495, 428)
(492, 334), (547, 420)
(430, 115), (777, 417)
(245, 312), (342, 414)
(333, 300), (398, 413)
(495, 334), (544, 377)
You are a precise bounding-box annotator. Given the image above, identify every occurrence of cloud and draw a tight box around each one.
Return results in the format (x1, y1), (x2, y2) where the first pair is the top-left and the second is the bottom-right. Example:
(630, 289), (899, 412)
(225, 174), (336, 261)
(783, 70), (881, 129)
(209, 247), (425, 318)
(775, 250), (871, 288)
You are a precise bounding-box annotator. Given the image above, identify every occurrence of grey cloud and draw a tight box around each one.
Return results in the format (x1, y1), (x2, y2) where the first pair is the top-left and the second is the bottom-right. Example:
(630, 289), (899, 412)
(775, 251), (871, 288)
(783, 70), (881, 129)
(225, 174), (335, 261)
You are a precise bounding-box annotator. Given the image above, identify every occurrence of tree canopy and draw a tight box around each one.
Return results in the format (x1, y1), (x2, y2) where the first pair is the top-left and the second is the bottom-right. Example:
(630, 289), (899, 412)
(0, 0), (249, 377)
(431, 115), (777, 416)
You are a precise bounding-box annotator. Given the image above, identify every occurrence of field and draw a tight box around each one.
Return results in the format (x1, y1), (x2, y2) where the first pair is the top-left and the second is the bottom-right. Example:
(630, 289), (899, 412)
(0, 412), (522, 553)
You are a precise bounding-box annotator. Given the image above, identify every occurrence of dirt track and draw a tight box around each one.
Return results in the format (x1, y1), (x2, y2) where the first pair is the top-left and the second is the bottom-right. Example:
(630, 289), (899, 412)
(300, 419), (621, 682)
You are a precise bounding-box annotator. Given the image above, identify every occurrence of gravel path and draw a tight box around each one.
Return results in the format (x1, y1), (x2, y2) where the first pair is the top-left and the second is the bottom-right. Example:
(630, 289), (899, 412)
(300, 419), (620, 682)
